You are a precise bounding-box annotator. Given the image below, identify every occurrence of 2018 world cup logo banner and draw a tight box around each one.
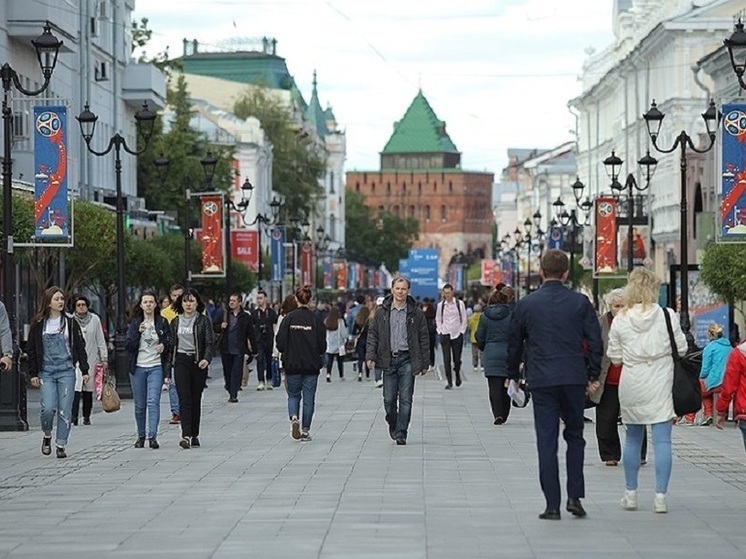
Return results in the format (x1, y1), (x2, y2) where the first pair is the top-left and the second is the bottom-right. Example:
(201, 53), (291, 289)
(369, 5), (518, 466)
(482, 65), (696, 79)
(720, 104), (746, 238)
(33, 106), (68, 239)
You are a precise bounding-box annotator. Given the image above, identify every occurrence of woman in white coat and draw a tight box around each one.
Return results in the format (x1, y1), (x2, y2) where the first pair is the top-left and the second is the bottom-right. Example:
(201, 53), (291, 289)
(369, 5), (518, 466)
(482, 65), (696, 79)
(607, 268), (687, 514)
(71, 294), (108, 425)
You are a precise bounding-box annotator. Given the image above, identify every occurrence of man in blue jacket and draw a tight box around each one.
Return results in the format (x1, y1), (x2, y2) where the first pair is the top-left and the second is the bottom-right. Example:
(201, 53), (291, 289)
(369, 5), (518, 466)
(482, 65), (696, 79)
(507, 249), (602, 520)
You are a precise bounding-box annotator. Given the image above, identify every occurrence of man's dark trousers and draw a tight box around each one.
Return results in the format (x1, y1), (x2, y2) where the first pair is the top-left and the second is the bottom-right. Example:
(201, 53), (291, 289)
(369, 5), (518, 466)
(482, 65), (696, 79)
(440, 333), (463, 385)
(530, 384), (586, 511)
(221, 352), (244, 400)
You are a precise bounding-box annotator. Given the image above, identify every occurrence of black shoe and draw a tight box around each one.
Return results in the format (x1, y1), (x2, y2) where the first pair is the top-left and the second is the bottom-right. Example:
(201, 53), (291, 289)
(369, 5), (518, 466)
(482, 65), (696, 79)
(148, 438), (159, 449)
(228, 397), (238, 403)
(566, 498), (587, 517)
(191, 436), (200, 447)
(326, 375), (331, 383)
(493, 417), (504, 425)
(55, 446), (67, 459)
(539, 509), (561, 520)
(41, 436), (52, 456)
(455, 376), (462, 387)
(395, 437), (406, 446)
(179, 437), (191, 449)
(389, 425), (396, 440)
(72, 417), (78, 426)
(134, 437), (145, 448)
(83, 418), (91, 425)
(444, 384), (453, 390)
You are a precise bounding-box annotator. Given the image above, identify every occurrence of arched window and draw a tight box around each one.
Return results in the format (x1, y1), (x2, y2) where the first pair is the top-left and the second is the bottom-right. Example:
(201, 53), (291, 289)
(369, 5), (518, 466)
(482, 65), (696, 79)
(371, 183), (375, 194)
(330, 171), (335, 194)
(329, 214), (336, 239)
(424, 205), (431, 221)
(408, 205), (415, 219)
(449, 181), (453, 193)
(387, 183), (391, 195)
(393, 205), (400, 217)
(441, 205), (447, 222)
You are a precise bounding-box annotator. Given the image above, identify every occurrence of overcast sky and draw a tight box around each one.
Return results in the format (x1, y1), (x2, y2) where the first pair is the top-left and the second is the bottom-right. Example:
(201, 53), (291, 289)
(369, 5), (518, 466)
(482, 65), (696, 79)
(133, 0), (614, 175)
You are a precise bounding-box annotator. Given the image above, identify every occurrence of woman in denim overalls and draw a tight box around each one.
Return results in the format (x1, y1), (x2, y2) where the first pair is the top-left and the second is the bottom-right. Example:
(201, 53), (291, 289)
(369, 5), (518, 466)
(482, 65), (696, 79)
(27, 287), (89, 458)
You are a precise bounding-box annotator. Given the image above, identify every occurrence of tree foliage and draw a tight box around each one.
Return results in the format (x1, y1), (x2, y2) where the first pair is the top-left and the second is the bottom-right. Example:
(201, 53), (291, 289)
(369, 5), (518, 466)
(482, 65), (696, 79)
(131, 17), (181, 74)
(700, 242), (746, 303)
(233, 87), (325, 219)
(344, 190), (419, 271)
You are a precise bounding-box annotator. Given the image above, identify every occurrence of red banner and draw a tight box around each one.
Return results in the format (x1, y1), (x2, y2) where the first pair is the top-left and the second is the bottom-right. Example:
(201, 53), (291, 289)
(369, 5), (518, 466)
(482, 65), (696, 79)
(231, 229), (258, 272)
(480, 259), (501, 286)
(199, 195), (224, 273)
(595, 196), (618, 275)
(336, 262), (347, 290)
(300, 241), (313, 287)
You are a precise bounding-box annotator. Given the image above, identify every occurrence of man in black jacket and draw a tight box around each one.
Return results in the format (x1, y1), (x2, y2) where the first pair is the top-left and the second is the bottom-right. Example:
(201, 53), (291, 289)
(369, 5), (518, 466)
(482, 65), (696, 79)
(216, 293), (258, 403)
(366, 277), (430, 445)
(507, 250), (602, 520)
(251, 290), (277, 391)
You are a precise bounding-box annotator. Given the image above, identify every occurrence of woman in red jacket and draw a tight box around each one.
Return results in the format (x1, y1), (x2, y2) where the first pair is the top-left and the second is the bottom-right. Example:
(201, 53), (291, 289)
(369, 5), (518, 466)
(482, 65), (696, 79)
(715, 340), (746, 453)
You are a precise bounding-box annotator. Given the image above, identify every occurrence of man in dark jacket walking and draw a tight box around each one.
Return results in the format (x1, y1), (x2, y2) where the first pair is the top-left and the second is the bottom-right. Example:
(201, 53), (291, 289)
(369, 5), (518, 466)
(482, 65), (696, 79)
(216, 293), (258, 403)
(507, 250), (602, 520)
(251, 290), (277, 391)
(366, 277), (430, 445)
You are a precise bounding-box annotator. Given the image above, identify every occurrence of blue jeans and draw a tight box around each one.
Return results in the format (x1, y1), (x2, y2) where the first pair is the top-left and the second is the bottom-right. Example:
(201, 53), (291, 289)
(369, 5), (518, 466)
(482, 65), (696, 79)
(286, 373), (319, 430)
(168, 376), (179, 415)
(39, 368), (76, 446)
(382, 355), (415, 439)
(131, 365), (164, 439)
(624, 421), (672, 493)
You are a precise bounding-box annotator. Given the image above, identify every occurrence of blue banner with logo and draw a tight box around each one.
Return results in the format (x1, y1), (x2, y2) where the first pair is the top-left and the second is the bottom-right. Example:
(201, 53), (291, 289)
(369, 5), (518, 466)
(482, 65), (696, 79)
(348, 262), (357, 290)
(34, 106), (69, 239)
(720, 103), (746, 239)
(270, 227), (285, 281)
(548, 226), (563, 250)
(409, 248), (438, 301)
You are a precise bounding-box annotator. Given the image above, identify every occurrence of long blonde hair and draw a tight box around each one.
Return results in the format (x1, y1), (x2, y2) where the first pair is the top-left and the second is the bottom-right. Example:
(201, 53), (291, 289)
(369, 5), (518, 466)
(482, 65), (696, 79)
(623, 268), (660, 310)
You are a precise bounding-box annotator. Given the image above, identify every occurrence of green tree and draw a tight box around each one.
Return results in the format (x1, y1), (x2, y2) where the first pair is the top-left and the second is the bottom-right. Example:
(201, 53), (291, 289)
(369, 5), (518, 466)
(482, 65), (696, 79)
(131, 17), (181, 74)
(700, 242), (746, 304)
(344, 190), (419, 271)
(233, 87), (325, 219)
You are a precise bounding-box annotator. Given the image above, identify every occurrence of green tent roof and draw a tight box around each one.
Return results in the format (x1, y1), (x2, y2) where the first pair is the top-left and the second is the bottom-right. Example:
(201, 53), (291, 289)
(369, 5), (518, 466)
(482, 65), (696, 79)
(304, 71), (328, 137)
(381, 90), (459, 155)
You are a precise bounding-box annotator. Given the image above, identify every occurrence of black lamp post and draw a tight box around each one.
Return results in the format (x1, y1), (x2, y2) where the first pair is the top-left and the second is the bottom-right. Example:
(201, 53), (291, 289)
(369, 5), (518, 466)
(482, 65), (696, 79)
(523, 217), (532, 294)
(725, 19), (746, 91)
(643, 99), (720, 342)
(153, 152), (218, 287)
(240, 183), (282, 290)
(0, 22), (62, 432)
(77, 102), (157, 399)
(603, 151), (658, 273)
(314, 225), (330, 290)
(223, 178), (253, 298)
(552, 177), (592, 289)
(501, 233), (520, 299)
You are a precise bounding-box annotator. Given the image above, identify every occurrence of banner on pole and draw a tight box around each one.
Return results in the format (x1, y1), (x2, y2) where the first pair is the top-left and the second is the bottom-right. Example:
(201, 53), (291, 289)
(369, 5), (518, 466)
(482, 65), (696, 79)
(548, 226), (563, 250)
(300, 241), (313, 287)
(720, 103), (746, 240)
(336, 261), (347, 290)
(199, 195), (224, 273)
(594, 196), (618, 276)
(270, 227), (286, 281)
(231, 230), (258, 272)
(33, 106), (69, 240)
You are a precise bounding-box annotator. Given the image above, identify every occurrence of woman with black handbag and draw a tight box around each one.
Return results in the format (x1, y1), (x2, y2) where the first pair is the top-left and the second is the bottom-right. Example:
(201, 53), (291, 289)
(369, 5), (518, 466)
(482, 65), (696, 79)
(607, 269), (687, 514)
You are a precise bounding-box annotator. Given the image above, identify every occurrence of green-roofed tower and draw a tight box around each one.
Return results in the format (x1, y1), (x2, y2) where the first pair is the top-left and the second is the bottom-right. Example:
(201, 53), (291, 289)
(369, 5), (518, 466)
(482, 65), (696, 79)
(381, 90), (461, 170)
(305, 70), (328, 137)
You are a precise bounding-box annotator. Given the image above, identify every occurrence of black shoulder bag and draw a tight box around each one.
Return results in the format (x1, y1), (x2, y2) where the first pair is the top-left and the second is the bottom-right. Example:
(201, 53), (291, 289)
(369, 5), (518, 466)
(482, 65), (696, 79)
(662, 308), (702, 416)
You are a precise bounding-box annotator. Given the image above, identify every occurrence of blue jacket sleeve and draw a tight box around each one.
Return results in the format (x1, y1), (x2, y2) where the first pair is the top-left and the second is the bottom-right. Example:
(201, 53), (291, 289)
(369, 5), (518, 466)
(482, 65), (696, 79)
(583, 299), (603, 379)
(506, 306), (523, 379)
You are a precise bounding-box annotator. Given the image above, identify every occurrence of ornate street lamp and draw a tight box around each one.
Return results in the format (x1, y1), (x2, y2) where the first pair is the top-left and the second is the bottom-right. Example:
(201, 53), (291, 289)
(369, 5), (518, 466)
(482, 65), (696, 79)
(643, 99), (720, 343)
(224, 178), (253, 298)
(725, 19), (746, 91)
(0, 23), (63, 431)
(552, 177), (592, 290)
(77, 102), (157, 399)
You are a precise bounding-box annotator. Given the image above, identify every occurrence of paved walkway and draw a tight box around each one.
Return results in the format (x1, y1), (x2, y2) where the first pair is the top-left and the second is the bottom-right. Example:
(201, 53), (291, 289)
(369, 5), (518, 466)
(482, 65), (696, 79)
(1, 356), (745, 559)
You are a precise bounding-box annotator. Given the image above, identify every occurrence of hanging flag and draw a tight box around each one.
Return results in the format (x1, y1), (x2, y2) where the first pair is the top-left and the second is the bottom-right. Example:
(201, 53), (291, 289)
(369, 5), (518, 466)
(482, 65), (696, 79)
(594, 196), (618, 275)
(34, 106), (69, 239)
(270, 227), (285, 281)
(348, 262), (357, 290)
(300, 241), (313, 287)
(199, 195), (224, 273)
(231, 230), (258, 272)
(720, 103), (746, 239)
(323, 255), (333, 289)
(548, 226), (564, 250)
(336, 261), (348, 290)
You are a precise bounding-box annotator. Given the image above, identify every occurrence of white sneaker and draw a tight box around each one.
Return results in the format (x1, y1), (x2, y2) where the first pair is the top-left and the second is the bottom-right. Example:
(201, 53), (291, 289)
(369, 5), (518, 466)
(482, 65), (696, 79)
(256, 383), (265, 391)
(653, 494), (667, 513)
(620, 491), (637, 510)
(375, 380), (383, 388)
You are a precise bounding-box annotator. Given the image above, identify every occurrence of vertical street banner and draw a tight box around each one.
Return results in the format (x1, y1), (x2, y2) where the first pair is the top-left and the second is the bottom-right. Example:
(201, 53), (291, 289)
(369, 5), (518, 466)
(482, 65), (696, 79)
(199, 195), (224, 273)
(323, 256), (333, 289)
(348, 262), (357, 290)
(231, 230), (258, 272)
(336, 261), (347, 290)
(594, 196), (618, 276)
(270, 227), (286, 281)
(480, 259), (498, 286)
(720, 103), (746, 239)
(33, 106), (69, 239)
(409, 248), (439, 301)
(399, 258), (410, 278)
(548, 226), (563, 250)
(501, 256), (513, 286)
(300, 241), (313, 287)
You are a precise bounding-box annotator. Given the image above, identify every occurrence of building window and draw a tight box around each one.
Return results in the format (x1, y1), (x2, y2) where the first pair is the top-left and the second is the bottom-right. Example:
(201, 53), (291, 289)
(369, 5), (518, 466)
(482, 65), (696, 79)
(441, 205), (447, 222)
(355, 183), (360, 192)
(449, 181), (453, 193)
(378, 205), (385, 218)
(418, 182), (422, 194)
(330, 171), (335, 194)
(402, 182), (406, 193)
(387, 183), (391, 195)
(393, 205), (400, 217)
(433, 182), (437, 193)
(330, 214), (336, 239)
(371, 183), (375, 194)
(408, 205), (415, 219)
(424, 205), (431, 221)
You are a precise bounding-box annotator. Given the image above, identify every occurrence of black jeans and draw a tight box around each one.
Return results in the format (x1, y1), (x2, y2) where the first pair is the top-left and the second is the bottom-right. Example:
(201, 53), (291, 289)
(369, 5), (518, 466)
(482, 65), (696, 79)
(487, 377), (511, 422)
(440, 334), (463, 385)
(174, 353), (207, 438)
(326, 353), (344, 378)
(71, 391), (92, 421)
(221, 353), (244, 400)
(256, 345), (272, 383)
(428, 330), (436, 367)
(596, 384), (648, 462)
